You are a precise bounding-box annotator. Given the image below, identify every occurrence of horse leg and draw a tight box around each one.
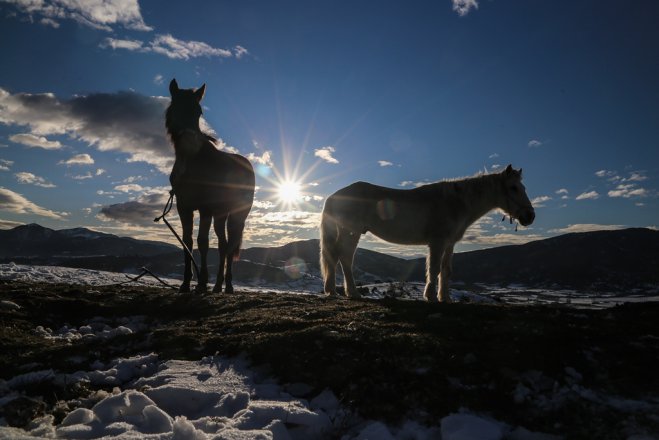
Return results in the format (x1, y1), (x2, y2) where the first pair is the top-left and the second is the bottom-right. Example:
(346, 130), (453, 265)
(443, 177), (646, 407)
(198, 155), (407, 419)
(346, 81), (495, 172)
(320, 215), (338, 295)
(423, 242), (444, 302)
(438, 244), (454, 303)
(337, 230), (361, 298)
(195, 211), (211, 294)
(212, 215), (228, 293)
(178, 208), (194, 293)
(224, 214), (246, 294)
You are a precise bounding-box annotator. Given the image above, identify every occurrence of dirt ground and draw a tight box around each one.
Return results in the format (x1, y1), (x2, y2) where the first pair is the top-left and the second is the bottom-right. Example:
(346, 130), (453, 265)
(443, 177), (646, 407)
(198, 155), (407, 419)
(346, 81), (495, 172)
(1, 280), (659, 438)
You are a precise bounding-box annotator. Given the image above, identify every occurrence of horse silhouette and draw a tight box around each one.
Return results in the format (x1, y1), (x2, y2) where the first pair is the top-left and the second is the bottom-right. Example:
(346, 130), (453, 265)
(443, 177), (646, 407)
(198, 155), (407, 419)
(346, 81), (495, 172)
(320, 165), (535, 302)
(166, 79), (255, 293)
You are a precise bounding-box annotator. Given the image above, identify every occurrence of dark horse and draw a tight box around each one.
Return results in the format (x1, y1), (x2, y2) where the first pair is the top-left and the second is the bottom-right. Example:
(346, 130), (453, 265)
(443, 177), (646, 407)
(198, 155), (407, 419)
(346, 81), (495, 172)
(166, 79), (255, 293)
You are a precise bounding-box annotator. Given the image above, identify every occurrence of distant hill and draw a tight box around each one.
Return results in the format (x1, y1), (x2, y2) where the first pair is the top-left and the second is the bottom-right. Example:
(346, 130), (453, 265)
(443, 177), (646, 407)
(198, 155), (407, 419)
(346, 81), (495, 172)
(1, 224), (657, 291)
(0, 223), (178, 259)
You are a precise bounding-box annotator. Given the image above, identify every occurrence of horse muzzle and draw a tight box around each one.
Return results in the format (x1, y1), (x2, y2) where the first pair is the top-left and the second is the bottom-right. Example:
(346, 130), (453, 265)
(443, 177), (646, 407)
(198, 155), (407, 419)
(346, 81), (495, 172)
(517, 209), (535, 227)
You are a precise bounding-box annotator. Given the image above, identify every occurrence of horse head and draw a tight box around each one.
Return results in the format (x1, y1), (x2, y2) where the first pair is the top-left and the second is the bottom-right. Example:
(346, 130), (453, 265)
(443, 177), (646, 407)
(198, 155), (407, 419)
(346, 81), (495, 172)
(500, 164), (535, 226)
(166, 78), (206, 137)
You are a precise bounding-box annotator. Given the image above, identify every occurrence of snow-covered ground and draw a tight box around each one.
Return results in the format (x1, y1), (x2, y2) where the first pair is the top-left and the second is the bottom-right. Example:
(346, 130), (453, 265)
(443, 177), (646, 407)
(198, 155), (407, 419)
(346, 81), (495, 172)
(0, 352), (564, 440)
(1, 263), (658, 439)
(3, 262), (658, 309)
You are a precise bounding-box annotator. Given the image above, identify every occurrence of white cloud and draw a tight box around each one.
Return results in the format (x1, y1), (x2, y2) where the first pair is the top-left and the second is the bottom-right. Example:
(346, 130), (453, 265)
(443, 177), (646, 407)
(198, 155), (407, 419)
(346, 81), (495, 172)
(96, 168), (106, 176)
(527, 139), (542, 148)
(314, 146), (339, 164)
(153, 74), (164, 85)
(102, 34), (240, 60)
(607, 184), (648, 199)
(628, 171), (647, 182)
(233, 45), (249, 59)
(452, 0), (479, 16)
(102, 38), (144, 51)
(0, 159), (14, 171)
(555, 188), (569, 199)
(15, 171), (56, 188)
(3, 0), (153, 32)
(399, 180), (429, 188)
(531, 195), (551, 207)
(575, 190), (599, 200)
(489, 153), (499, 159)
(39, 17), (59, 28)
(9, 133), (62, 149)
(0, 186), (67, 219)
(378, 160), (393, 167)
(114, 183), (145, 193)
(549, 224), (627, 234)
(247, 150), (273, 166)
(60, 153), (94, 166)
(72, 172), (93, 180)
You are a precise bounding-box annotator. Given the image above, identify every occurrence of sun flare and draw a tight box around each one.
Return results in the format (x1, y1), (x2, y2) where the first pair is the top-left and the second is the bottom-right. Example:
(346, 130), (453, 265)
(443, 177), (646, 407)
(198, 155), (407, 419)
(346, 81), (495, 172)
(277, 180), (302, 204)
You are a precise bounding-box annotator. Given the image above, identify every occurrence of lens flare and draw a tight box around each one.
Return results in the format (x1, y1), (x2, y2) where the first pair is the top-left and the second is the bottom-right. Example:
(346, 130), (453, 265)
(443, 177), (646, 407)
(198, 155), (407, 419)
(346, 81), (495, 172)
(277, 180), (302, 204)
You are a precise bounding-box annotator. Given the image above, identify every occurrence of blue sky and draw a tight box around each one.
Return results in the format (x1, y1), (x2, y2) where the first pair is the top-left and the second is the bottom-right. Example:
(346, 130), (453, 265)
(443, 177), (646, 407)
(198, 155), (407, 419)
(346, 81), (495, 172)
(0, 0), (658, 257)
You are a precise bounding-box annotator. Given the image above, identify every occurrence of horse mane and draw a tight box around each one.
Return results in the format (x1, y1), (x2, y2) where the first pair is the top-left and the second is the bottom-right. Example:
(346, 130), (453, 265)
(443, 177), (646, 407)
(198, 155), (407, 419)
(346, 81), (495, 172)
(417, 170), (501, 200)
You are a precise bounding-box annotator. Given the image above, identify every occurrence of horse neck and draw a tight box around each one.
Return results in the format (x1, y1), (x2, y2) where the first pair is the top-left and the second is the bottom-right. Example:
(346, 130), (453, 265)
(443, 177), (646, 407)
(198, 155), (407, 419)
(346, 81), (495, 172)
(172, 129), (207, 160)
(460, 174), (505, 224)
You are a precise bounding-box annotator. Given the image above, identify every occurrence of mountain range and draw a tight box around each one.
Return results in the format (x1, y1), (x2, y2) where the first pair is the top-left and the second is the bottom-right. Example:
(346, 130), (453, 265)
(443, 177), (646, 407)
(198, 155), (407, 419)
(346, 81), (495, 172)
(1, 224), (658, 291)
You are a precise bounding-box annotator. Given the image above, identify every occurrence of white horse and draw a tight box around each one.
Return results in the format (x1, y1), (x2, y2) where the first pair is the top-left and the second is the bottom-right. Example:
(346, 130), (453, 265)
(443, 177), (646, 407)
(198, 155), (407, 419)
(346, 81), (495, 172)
(320, 165), (535, 302)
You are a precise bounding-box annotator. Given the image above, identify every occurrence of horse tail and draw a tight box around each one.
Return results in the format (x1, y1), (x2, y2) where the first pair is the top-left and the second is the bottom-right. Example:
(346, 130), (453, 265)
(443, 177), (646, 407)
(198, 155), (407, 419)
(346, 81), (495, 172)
(320, 201), (340, 283)
(227, 213), (246, 261)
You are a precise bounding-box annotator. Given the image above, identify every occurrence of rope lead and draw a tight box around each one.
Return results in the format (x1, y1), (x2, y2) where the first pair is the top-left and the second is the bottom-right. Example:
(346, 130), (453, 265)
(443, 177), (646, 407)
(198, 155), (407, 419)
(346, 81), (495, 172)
(154, 190), (200, 282)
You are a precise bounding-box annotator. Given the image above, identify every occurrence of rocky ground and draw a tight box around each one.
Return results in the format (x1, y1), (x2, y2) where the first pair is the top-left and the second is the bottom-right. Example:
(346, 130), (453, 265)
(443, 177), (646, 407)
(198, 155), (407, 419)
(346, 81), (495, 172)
(1, 280), (659, 438)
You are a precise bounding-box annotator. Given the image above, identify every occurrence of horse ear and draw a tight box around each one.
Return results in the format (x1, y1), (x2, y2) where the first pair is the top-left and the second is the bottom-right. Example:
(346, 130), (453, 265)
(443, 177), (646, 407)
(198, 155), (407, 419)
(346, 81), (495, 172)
(195, 84), (206, 102)
(505, 164), (513, 175)
(519, 168), (523, 177)
(169, 79), (179, 96)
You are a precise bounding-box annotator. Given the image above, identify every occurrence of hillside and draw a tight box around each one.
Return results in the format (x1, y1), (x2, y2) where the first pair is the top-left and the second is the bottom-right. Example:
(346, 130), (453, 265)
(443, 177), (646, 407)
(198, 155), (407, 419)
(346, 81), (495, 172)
(1, 225), (658, 291)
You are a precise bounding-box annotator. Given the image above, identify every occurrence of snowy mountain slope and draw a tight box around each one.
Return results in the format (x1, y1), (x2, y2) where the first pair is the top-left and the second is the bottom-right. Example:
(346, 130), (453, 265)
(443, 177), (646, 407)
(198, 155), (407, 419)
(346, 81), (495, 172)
(1, 267), (659, 438)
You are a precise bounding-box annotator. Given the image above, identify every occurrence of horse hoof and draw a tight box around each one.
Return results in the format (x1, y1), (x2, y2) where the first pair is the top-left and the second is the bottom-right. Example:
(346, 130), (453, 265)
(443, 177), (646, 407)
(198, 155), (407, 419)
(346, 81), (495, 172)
(424, 295), (439, 303)
(225, 286), (234, 294)
(179, 285), (191, 293)
(194, 285), (208, 294)
(212, 286), (222, 294)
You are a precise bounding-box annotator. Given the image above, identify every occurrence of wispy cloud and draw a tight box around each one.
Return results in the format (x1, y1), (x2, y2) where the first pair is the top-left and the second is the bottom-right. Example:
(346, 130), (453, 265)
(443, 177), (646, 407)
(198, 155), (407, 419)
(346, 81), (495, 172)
(153, 74), (164, 85)
(247, 150), (273, 166)
(531, 195), (551, 207)
(527, 139), (543, 148)
(101, 34), (243, 60)
(399, 180), (430, 188)
(314, 146), (339, 164)
(549, 224), (627, 234)
(555, 188), (569, 199)
(452, 0), (479, 16)
(9, 133), (62, 149)
(114, 183), (146, 193)
(72, 172), (93, 180)
(2, 0), (152, 32)
(607, 184), (648, 199)
(0, 159), (14, 171)
(378, 160), (393, 167)
(15, 172), (56, 188)
(0, 186), (67, 220)
(59, 153), (94, 166)
(575, 190), (599, 200)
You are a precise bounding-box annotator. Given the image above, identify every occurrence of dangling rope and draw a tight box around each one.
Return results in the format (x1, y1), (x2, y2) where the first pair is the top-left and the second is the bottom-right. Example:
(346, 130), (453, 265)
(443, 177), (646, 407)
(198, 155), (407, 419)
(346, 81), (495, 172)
(154, 190), (200, 281)
(501, 215), (519, 232)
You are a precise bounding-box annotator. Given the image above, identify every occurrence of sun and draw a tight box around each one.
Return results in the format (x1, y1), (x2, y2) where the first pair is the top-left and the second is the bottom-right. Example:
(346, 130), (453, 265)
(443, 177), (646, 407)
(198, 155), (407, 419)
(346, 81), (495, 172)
(276, 180), (302, 205)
